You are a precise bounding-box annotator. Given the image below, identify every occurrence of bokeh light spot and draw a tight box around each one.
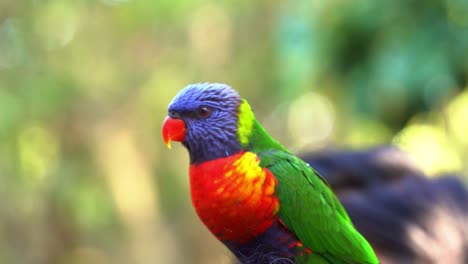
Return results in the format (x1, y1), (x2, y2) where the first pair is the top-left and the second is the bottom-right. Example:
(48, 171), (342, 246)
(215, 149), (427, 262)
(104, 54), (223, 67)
(447, 89), (468, 146)
(394, 123), (461, 175)
(34, 1), (80, 50)
(18, 125), (59, 184)
(288, 92), (335, 149)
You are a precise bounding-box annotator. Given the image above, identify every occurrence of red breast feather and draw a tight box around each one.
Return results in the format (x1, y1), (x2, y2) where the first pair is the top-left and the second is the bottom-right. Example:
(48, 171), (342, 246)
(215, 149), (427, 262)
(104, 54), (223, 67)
(189, 151), (280, 243)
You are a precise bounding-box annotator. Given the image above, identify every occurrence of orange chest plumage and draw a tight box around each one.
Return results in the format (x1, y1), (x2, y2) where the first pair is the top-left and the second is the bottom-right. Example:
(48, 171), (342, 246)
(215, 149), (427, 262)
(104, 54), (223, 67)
(189, 152), (280, 243)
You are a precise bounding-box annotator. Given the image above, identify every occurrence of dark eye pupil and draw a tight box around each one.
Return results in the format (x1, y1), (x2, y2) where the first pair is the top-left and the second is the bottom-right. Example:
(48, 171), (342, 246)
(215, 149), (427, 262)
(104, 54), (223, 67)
(197, 106), (211, 118)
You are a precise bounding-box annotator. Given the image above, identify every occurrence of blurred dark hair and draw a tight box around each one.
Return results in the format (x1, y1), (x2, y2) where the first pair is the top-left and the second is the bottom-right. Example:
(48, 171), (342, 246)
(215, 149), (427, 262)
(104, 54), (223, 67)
(302, 146), (468, 264)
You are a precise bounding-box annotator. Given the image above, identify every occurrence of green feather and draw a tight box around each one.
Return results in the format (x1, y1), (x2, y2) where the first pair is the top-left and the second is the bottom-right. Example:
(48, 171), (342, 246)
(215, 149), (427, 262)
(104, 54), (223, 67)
(240, 100), (379, 264)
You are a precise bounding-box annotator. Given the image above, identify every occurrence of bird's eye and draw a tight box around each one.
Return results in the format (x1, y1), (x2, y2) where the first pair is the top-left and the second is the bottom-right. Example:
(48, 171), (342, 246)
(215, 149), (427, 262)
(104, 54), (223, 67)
(196, 106), (212, 119)
(168, 110), (180, 118)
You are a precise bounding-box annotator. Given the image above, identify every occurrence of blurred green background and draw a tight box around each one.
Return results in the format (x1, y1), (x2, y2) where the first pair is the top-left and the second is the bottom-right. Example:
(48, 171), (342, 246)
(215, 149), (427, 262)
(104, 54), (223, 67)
(1, 1), (467, 263)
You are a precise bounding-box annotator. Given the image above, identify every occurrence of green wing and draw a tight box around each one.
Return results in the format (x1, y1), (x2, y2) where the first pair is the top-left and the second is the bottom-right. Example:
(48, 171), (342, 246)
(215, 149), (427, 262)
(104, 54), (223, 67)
(258, 150), (379, 264)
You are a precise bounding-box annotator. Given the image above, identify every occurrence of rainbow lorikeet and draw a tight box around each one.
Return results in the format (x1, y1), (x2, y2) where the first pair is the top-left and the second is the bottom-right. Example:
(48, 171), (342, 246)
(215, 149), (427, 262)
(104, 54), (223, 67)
(162, 83), (379, 264)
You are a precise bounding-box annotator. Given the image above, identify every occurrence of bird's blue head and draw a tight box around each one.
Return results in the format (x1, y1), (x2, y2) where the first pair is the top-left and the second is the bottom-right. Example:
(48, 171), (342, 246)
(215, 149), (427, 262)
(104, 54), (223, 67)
(162, 83), (244, 164)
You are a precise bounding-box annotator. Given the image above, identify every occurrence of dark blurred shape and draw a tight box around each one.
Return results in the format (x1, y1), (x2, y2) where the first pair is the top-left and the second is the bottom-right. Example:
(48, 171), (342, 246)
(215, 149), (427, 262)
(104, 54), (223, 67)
(302, 146), (468, 264)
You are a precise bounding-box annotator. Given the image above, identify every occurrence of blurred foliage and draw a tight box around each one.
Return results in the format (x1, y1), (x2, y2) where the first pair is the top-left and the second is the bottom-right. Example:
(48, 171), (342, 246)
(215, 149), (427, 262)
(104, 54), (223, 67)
(0, 0), (467, 263)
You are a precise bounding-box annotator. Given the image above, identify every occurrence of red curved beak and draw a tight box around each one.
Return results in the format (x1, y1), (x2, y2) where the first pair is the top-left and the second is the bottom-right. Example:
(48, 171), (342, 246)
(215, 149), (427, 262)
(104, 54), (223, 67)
(162, 116), (186, 149)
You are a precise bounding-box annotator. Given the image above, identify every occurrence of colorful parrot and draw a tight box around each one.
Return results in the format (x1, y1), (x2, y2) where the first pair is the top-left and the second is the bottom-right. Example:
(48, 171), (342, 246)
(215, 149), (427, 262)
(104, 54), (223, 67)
(162, 83), (379, 264)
